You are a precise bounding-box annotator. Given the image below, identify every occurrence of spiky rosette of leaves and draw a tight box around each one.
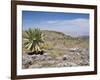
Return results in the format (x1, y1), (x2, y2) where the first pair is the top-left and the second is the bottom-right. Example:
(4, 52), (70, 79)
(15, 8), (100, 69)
(23, 28), (45, 52)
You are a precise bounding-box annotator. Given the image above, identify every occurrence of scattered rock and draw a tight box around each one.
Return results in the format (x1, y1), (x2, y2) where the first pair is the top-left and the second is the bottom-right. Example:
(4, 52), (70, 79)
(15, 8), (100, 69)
(69, 48), (82, 52)
(62, 55), (68, 60)
(43, 53), (49, 57)
(57, 62), (68, 67)
(31, 55), (37, 60)
(57, 62), (78, 67)
(22, 55), (33, 68)
(67, 62), (78, 66)
(22, 48), (89, 68)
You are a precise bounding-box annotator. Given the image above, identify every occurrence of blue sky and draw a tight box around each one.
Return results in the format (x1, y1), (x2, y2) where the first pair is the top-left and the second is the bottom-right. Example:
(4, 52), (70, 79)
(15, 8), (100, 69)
(22, 11), (89, 37)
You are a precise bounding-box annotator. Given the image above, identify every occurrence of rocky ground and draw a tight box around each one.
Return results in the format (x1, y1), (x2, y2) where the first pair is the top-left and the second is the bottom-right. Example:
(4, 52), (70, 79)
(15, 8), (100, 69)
(22, 48), (89, 69)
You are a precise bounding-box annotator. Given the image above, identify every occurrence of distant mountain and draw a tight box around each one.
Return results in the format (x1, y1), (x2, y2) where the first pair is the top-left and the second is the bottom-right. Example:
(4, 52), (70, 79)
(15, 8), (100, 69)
(77, 36), (89, 40)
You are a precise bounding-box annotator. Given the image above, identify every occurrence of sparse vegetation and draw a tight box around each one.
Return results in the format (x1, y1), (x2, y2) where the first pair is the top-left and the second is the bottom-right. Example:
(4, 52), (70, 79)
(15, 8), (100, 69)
(22, 28), (89, 69)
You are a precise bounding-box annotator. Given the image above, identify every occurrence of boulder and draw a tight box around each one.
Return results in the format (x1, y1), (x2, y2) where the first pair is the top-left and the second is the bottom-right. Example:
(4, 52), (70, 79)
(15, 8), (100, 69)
(69, 48), (82, 52)
(62, 55), (68, 60)
(22, 55), (33, 68)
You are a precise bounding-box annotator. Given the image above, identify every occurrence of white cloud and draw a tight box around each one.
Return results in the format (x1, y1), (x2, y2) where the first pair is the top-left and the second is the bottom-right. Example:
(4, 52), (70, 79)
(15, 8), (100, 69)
(35, 18), (89, 36)
(45, 18), (89, 28)
(46, 20), (59, 24)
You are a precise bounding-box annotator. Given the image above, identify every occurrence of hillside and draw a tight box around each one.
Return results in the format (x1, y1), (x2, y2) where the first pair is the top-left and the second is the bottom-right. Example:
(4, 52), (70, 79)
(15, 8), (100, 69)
(22, 30), (89, 68)
(41, 30), (89, 50)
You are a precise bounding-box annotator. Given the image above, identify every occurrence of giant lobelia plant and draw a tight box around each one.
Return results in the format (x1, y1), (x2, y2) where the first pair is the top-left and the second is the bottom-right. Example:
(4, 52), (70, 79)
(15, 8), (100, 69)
(23, 28), (45, 53)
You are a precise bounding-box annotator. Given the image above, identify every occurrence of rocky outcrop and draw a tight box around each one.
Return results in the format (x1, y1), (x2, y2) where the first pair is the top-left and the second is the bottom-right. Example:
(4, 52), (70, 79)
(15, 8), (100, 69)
(22, 48), (89, 69)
